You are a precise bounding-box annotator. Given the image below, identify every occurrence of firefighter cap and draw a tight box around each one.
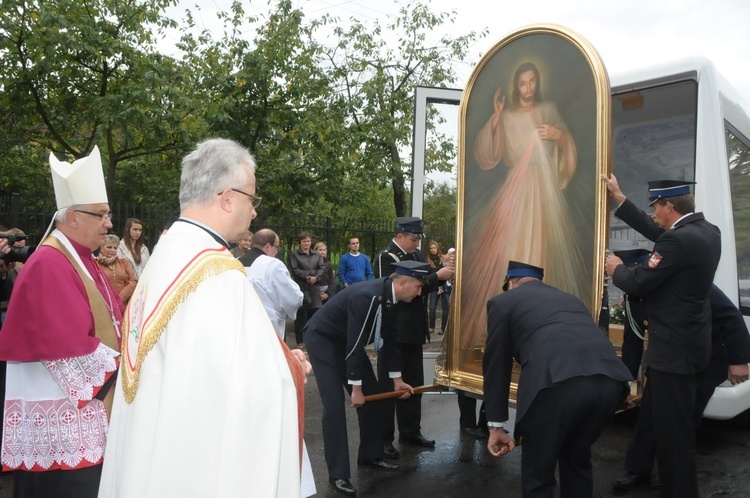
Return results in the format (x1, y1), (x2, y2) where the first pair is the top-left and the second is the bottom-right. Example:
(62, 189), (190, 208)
(396, 217), (425, 238)
(647, 180), (695, 206)
(503, 260), (544, 291)
(392, 260), (430, 279)
(613, 248), (651, 266)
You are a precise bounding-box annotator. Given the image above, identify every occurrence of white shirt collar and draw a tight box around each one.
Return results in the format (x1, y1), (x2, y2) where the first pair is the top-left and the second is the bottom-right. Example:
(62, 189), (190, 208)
(392, 239), (408, 254)
(670, 212), (693, 229)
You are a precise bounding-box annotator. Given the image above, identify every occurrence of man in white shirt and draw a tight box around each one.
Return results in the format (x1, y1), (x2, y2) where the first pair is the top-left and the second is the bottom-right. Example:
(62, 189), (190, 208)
(240, 228), (303, 338)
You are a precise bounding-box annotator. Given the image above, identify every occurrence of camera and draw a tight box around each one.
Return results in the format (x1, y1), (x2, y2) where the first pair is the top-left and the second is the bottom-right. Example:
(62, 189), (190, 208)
(0, 233), (28, 245)
(0, 233), (35, 264)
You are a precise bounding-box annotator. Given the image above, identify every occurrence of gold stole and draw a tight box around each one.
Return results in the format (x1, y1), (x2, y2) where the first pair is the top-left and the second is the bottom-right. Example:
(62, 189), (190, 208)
(42, 236), (120, 415)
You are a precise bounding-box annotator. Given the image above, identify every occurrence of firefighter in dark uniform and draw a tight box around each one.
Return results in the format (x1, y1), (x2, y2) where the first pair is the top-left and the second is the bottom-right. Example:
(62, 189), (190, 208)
(483, 261), (632, 498)
(374, 217), (455, 459)
(612, 284), (750, 493)
(603, 175), (722, 498)
(304, 261), (431, 496)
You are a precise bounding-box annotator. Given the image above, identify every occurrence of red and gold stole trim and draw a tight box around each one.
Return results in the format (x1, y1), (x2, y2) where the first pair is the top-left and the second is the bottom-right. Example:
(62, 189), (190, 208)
(275, 335), (306, 465)
(121, 249), (244, 403)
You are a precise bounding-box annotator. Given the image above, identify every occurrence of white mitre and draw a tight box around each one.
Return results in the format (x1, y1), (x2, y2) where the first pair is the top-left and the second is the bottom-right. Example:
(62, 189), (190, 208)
(50, 145), (108, 209)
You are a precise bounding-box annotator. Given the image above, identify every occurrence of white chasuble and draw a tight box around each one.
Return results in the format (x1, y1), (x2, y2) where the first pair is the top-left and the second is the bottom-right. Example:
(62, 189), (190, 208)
(99, 223), (301, 497)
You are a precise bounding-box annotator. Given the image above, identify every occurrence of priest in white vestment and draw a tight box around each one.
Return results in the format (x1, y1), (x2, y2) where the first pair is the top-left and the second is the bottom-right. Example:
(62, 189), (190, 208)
(99, 139), (309, 497)
(240, 228), (303, 338)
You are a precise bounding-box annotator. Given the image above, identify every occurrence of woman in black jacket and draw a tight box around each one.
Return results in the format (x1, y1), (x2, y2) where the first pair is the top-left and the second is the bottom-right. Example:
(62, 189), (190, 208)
(289, 232), (324, 347)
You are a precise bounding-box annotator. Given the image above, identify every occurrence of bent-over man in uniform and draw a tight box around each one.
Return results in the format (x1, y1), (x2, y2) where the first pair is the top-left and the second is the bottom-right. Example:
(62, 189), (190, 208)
(374, 217), (454, 459)
(305, 261), (429, 496)
(484, 261), (632, 498)
(603, 175), (721, 497)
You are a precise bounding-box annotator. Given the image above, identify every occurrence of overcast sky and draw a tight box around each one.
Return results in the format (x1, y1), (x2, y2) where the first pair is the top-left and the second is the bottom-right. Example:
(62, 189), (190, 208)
(163, 0), (750, 186)
(165, 0), (750, 97)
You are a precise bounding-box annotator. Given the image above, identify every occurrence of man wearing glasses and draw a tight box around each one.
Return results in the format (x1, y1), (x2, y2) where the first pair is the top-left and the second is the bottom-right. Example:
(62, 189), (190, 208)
(99, 139), (311, 497)
(0, 146), (124, 497)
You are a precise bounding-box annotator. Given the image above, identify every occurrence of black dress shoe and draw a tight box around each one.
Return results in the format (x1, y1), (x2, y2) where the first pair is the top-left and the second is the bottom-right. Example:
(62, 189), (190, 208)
(329, 478), (357, 495)
(461, 427), (489, 439)
(383, 442), (400, 460)
(357, 458), (400, 471)
(399, 433), (435, 447)
(612, 472), (650, 491)
(649, 472), (661, 489)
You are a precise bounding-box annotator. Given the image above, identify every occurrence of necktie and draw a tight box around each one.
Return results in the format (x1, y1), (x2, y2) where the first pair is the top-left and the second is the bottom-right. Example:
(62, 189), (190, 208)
(374, 305), (383, 353)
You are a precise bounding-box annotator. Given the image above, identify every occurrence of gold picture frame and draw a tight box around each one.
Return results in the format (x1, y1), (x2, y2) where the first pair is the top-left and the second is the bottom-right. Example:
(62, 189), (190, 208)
(436, 24), (611, 396)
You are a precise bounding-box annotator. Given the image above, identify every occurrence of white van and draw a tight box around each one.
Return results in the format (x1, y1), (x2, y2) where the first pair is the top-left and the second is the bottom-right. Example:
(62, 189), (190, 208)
(609, 56), (750, 420)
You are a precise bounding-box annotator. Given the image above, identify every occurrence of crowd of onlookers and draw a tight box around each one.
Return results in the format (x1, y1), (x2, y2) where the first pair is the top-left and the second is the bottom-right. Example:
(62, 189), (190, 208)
(0, 222), (452, 339)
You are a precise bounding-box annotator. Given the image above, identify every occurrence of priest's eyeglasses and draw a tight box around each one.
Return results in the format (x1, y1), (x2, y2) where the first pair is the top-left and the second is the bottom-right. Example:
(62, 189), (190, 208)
(75, 209), (113, 221)
(218, 188), (262, 209)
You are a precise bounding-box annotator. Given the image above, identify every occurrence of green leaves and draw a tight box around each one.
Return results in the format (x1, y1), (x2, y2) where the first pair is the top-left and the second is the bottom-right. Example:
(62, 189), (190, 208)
(0, 0), (198, 202)
(1, 0), (480, 223)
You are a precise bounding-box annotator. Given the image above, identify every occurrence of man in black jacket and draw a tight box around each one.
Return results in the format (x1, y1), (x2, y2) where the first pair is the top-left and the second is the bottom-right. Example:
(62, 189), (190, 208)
(603, 174), (722, 497)
(374, 217), (454, 458)
(484, 261), (632, 498)
(305, 261), (428, 496)
(612, 284), (750, 492)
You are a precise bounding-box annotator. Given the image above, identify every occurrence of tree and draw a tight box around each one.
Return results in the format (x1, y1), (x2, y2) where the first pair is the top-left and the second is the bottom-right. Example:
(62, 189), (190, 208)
(321, 2), (484, 216)
(423, 180), (457, 248)
(0, 0), (204, 202)
(176, 0), (395, 219)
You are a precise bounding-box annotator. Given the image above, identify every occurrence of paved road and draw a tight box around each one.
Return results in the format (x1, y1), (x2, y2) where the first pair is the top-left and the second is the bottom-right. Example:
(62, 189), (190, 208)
(302, 369), (750, 498)
(2, 326), (749, 497)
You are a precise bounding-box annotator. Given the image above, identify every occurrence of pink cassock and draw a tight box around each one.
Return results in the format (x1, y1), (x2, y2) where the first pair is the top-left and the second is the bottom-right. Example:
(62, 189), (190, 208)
(0, 237), (124, 361)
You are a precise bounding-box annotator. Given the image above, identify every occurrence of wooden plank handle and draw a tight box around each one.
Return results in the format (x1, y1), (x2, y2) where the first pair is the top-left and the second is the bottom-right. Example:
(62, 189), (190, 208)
(363, 384), (442, 402)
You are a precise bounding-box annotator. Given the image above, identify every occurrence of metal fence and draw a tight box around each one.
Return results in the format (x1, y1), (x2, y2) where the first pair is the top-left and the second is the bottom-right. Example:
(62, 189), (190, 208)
(0, 193), (456, 264)
(0, 193), (180, 249)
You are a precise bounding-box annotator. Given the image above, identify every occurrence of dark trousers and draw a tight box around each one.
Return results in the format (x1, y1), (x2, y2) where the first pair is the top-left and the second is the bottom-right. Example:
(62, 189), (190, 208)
(378, 342), (424, 443)
(428, 291), (449, 331)
(13, 465), (103, 498)
(627, 368), (699, 497)
(308, 347), (385, 480)
(620, 299), (647, 379)
(518, 375), (625, 498)
(294, 307), (318, 345)
(457, 391), (486, 429)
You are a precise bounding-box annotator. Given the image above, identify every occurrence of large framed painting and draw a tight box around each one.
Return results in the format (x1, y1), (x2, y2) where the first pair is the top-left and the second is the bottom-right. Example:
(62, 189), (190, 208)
(435, 25), (611, 395)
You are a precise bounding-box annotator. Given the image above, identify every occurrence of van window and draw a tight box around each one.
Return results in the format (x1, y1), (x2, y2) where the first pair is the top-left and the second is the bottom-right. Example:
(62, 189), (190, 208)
(726, 126), (750, 314)
(608, 80), (698, 305)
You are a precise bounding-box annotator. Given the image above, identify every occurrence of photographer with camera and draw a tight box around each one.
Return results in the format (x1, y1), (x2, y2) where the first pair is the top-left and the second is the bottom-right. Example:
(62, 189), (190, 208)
(0, 227), (29, 323)
(0, 228), (34, 272)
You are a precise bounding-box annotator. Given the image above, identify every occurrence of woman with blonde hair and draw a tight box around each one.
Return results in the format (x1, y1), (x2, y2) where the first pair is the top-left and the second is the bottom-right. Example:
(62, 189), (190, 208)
(98, 234), (138, 306)
(118, 218), (150, 278)
(314, 241), (335, 303)
(427, 240), (451, 334)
